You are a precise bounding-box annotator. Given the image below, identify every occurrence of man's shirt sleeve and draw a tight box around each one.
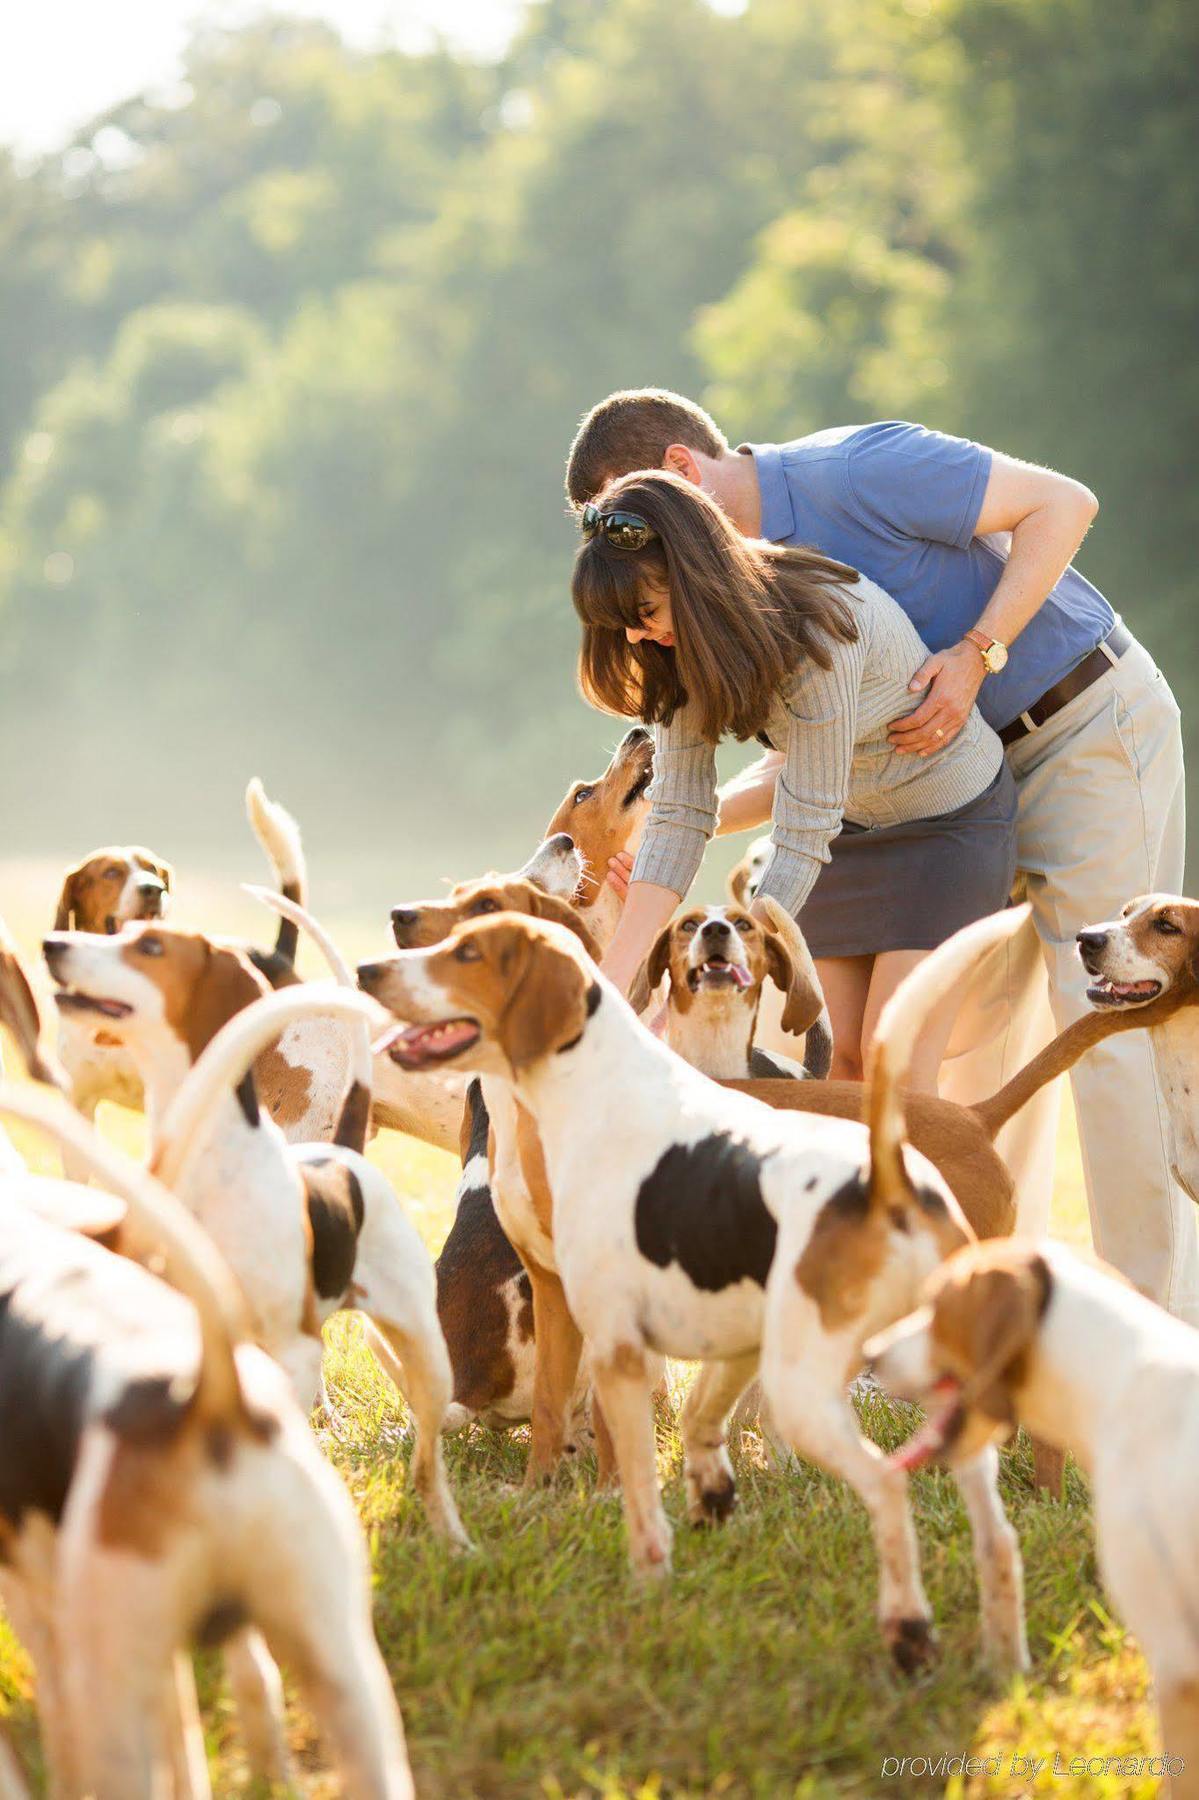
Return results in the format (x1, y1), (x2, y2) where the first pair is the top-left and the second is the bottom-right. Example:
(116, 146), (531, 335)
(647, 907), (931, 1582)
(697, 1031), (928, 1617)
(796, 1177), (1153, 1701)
(843, 421), (993, 550)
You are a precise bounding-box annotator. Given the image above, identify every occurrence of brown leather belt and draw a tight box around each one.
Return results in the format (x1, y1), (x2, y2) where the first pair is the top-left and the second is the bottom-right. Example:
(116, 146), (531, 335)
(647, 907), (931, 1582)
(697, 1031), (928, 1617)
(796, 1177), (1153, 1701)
(998, 622), (1132, 748)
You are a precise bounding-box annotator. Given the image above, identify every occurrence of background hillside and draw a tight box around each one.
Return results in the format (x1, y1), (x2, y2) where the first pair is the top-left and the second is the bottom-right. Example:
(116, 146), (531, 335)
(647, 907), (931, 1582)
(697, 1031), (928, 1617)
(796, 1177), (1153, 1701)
(2, 0), (1195, 900)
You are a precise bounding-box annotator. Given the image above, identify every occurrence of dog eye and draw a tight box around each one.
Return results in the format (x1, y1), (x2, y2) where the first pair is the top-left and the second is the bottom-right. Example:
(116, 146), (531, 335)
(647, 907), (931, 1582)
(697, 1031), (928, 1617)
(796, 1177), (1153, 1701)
(573, 786), (594, 806)
(471, 897), (499, 915)
(735, 918), (753, 934)
(106, 865), (124, 880)
(454, 940), (482, 963)
(680, 919), (698, 935)
(1154, 917), (1181, 935)
(137, 935), (164, 957)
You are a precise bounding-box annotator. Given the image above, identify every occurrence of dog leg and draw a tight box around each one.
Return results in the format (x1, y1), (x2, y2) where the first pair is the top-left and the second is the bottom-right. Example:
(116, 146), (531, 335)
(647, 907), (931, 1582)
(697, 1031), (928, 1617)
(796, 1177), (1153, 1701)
(680, 1354), (757, 1526)
(767, 1382), (935, 1671)
(591, 1389), (618, 1488)
(589, 1347), (672, 1578)
(223, 1629), (291, 1788)
(1030, 1435), (1066, 1498)
(524, 1263), (583, 1487)
(363, 1313), (471, 1551)
(164, 1654), (211, 1800)
(953, 1447), (1029, 1673)
(1158, 1677), (1199, 1800)
(0, 1567), (72, 1800)
(0, 1735), (27, 1800)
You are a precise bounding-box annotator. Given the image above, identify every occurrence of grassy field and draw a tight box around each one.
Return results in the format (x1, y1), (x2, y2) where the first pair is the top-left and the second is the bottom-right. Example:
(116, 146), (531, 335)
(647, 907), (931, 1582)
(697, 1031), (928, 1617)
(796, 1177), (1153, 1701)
(0, 866), (1169, 1798)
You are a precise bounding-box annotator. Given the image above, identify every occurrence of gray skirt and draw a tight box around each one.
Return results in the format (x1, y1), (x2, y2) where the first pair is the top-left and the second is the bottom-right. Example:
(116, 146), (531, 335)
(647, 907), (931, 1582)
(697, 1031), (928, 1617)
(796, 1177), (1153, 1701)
(796, 762), (1018, 959)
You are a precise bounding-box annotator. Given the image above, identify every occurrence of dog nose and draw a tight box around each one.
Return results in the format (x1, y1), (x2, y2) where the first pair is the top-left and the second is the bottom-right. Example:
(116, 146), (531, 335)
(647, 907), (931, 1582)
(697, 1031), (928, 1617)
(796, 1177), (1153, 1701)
(43, 936), (67, 965)
(1076, 928), (1109, 953)
(390, 908), (418, 945)
(545, 833), (574, 854)
(357, 961), (384, 993)
(701, 919), (731, 940)
(622, 726), (652, 749)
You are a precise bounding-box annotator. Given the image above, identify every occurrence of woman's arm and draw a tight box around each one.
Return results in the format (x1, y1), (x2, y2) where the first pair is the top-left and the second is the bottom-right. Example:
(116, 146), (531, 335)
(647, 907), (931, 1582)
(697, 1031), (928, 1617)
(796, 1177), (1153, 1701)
(715, 749), (784, 837)
(598, 878), (679, 995)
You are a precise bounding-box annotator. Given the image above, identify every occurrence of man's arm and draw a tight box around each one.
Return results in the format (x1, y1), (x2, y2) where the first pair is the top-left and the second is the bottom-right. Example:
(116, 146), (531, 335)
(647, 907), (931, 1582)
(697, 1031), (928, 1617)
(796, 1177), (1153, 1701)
(889, 452), (1099, 756)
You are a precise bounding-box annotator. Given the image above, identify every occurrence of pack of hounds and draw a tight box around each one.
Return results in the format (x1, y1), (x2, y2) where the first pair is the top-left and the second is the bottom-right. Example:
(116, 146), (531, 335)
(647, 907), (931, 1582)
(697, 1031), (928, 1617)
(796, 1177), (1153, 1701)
(3, 730), (1199, 1797)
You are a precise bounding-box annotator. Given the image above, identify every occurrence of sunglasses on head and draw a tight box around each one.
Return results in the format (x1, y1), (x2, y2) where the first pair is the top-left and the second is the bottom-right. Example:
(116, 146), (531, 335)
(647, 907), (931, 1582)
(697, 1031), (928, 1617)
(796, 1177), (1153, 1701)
(580, 504), (657, 551)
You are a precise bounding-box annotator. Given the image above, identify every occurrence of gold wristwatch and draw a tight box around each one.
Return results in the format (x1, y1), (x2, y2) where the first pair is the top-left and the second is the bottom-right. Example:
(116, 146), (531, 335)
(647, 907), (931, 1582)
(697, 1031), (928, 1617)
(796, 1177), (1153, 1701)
(965, 628), (1009, 675)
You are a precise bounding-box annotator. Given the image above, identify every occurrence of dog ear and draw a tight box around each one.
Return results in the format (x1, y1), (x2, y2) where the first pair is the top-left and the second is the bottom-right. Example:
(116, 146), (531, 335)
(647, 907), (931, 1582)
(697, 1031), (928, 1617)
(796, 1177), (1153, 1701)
(54, 863), (84, 931)
(728, 859), (752, 908)
(0, 926), (68, 1091)
(499, 930), (592, 1071)
(953, 1256), (1050, 1427)
(184, 944), (270, 1063)
(758, 898), (825, 1037)
(628, 924), (674, 1016)
(133, 849), (173, 893)
(517, 883), (602, 963)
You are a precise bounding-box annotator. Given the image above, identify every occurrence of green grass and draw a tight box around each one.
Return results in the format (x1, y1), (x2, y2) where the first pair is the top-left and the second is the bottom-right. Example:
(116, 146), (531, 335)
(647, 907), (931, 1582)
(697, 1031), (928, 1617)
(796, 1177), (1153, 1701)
(0, 873), (1160, 1797)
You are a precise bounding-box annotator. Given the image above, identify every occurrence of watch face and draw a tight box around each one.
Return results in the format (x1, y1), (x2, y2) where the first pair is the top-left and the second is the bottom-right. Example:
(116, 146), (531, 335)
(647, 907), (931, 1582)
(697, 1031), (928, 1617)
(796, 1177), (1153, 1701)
(985, 641), (1009, 673)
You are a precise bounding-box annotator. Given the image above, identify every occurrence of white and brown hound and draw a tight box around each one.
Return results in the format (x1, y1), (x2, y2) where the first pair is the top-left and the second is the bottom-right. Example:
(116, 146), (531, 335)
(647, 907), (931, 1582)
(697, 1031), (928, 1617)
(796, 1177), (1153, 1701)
(0, 1081), (412, 1800)
(42, 922), (470, 1548)
(385, 727), (654, 1472)
(361, 907), (1031, 1671)
(630, 895), (831, 1080)
(867, 1238), (1199, 1796)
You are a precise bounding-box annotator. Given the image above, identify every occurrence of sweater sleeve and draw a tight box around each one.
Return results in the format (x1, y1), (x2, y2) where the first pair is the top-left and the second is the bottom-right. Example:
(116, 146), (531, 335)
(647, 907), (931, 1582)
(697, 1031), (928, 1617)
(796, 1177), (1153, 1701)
(629, 704), (717, 900)
(753, 632), (867, 917)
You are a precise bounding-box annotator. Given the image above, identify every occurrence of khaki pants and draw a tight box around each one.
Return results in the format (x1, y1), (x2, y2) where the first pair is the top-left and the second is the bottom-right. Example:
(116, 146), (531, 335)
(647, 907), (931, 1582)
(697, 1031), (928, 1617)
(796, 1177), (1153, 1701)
(940, 636), (1199, 1324)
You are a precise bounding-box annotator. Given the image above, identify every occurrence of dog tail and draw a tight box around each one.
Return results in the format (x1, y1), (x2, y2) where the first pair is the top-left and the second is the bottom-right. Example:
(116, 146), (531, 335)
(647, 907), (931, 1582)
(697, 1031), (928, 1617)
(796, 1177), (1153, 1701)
(245, 778), (307, 970)
(152, 986), (380, 1194)
(0, 921), (69, 1093)
(971, 997), (1179, 1139)
(0, 1079), (248, 1424)
(865, 906), (1031, 1207)
(244, 886), (371, 1152)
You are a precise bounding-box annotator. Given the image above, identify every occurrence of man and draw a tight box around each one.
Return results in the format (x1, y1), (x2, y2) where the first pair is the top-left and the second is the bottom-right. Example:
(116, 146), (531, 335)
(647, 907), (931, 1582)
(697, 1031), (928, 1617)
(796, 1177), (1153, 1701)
(566, 388), (1196, 1324)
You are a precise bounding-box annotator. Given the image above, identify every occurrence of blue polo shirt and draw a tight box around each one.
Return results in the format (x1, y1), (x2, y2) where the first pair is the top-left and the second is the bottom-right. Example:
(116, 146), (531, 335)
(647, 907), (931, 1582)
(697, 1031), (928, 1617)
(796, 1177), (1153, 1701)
(745, 423), (1115, 732)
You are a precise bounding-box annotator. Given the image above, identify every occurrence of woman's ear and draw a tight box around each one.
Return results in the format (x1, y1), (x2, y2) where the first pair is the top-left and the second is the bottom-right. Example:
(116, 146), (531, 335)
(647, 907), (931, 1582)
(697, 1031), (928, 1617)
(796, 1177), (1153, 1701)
(629, 924), (674, 1016)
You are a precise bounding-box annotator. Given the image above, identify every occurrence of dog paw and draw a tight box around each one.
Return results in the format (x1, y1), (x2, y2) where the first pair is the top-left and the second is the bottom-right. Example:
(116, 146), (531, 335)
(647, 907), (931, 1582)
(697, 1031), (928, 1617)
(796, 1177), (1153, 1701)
(689, 1470), (737, 1526)
(885, 1615), (938, 1675)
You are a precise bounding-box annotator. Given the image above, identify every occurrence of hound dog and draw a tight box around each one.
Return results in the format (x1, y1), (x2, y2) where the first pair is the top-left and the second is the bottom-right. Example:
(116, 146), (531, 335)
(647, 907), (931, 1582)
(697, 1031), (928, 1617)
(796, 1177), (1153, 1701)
(53, 780), (304, 1174)
(386, 727), (654, 1475)
(0, 1081), (412, 1800)
(867, 1240), (1199, 1796)
(0, 922), (66, 1177)
(630, 896), (831, 1081)
(361, 907), (1032, 1671)
(43, 922), (470, 1549)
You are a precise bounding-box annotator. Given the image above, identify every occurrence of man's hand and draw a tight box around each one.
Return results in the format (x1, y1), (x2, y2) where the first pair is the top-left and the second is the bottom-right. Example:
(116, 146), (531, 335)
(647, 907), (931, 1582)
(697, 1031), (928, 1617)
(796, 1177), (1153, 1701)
(889, 640), (985, 756)
(606, 850), (634, 900)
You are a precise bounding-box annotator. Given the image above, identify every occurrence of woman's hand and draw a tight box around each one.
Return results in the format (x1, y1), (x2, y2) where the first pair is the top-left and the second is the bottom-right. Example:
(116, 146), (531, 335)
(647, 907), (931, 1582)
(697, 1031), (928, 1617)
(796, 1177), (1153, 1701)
(888, 641), (985, 756)
(606, 850), (634, 901)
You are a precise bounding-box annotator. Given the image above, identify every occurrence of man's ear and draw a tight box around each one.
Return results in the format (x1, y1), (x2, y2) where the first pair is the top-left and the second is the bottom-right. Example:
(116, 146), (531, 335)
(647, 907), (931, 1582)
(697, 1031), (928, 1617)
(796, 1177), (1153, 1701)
(184, 944), (270, 1063)
(662, 443), (703, 486)
(54, 864), (83, 931)
(629, 924), (674, 1016)
(758, 898), (825, 1037)
(500, 934), (591, 1071)
(134, 849), (173, 892)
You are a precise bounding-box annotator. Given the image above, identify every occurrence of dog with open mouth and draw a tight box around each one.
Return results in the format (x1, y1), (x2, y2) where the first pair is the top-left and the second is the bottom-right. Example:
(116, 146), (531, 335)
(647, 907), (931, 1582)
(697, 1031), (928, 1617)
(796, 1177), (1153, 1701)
(361, 904), (1034, 1673)
(384, 726), (655, 1477)
(866, 1238), (1199, 1795)
(41, 921), (471, 1552)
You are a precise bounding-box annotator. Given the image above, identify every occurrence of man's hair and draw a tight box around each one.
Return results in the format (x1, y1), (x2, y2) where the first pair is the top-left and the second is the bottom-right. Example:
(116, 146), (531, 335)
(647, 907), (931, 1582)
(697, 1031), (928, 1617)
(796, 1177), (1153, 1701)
(565, 388), (729, 508)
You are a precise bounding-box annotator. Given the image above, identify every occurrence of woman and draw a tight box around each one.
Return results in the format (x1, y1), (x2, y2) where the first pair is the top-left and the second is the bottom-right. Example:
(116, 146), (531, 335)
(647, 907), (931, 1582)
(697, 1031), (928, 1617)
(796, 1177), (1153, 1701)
(572, 469), (1017, 1090)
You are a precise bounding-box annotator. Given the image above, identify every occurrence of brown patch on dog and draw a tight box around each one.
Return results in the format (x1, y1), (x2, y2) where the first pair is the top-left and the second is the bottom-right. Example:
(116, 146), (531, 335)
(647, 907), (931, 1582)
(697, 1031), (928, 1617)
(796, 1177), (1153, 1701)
(54, 849), (172, 933)
(116, 926), (269, 1066)
(926, 1242), (1052, 1425)
(253, 1041), (315, 1127)
(607, 1342), (647, 1379)
(794, 1174), (892, 1331)
(96, 1423), (196, 1557)
(514, 1102), (556, 1238)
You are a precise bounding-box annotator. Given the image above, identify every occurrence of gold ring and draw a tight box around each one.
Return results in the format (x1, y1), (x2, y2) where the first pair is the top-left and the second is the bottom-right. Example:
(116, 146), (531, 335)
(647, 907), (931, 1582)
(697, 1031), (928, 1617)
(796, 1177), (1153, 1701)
(934, 727), (945, 739)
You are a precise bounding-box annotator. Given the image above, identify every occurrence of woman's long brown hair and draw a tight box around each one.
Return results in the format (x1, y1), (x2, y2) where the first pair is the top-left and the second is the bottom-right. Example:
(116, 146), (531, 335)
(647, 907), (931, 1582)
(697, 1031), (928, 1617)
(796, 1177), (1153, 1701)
(572, 469), (860, 742)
